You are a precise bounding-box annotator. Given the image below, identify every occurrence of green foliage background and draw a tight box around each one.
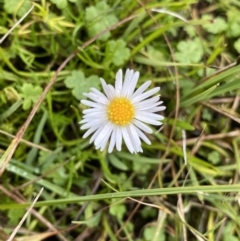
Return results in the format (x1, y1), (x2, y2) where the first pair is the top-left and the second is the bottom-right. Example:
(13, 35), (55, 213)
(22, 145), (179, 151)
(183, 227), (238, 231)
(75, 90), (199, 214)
(1, 0), (240, 240)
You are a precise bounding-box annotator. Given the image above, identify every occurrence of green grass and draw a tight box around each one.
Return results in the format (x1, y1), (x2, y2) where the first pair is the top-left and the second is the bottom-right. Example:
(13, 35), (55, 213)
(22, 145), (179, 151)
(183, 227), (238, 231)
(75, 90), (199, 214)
(1, 0), (240, 240)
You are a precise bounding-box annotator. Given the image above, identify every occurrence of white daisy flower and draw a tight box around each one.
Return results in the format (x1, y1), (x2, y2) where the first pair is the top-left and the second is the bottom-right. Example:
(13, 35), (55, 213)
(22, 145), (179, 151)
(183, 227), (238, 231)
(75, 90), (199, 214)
(80, 69), (166, 153)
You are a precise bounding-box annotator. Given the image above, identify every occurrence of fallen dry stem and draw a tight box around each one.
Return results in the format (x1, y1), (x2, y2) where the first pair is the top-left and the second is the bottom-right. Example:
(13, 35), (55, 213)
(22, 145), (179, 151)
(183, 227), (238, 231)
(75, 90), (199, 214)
(6, 187), (44, 241)
(0, 185), (67, 241)
(0, 5), (35, 44)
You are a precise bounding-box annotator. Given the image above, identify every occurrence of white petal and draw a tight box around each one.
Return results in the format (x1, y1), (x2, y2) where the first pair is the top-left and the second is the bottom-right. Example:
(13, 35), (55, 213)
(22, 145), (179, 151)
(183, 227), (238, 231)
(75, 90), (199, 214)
(116, 126), (122, 151)
(131, 80), (152, 99)
(115, 69), (123, 95)
(132, 87), (160, 103)
(82, 123), (102, 138)
(135, 115), (162, 125)
(81, 100), (103, 108)
(126, 71), (139, 98)
(147, 106), (166, 112)
(100, 78), (112, 99)
(132, 119), (153, 133)
(135, 96), (160, 109)
(82, 107), (107, 117)
(135, 127), (151, 145)
(82, 108), (106, 117)
(90, 88), (110, 102)
(89, 124), (106, 144)
(95, 127), (113, 151)
(82, 108), (102, 114)
(108, 84), (116, 99)
(128, 124), (142, 152)
(83, 92), (109, 105)
(122, 69), (134, 96)
(79, 118), (87, 124)
(108, 128), (117, 153)
(94, 122), (114, 147)
(139, 103), (163, 111)
(122, 126), (134, 153)
(138, 101), (164, 111)
(136, 111), (164, 120)
(83, 112), (106, 119)
(79, 118), (88, 124)
(80, 118), (106, 129)
(99, 140), (108, 151)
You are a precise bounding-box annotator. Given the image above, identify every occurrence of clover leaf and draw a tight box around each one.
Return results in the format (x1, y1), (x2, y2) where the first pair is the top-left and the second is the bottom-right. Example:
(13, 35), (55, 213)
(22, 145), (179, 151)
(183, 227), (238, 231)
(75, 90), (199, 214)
(109, 202), (126, 221)
(4, 0), (32, 17)
(202, 15), (228, 34)
(105, 40), (130, 66)
(19, 83), (43, 110)
(85, 1), (118, 41)
(42, 163), (68, 186)
(175, 38), (203, 64)
(64, 70), (100, 100)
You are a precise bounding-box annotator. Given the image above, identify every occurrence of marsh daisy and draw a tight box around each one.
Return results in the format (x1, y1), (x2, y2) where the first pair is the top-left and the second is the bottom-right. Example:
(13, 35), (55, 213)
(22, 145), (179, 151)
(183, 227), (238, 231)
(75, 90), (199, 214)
(80, 69), (165, 153)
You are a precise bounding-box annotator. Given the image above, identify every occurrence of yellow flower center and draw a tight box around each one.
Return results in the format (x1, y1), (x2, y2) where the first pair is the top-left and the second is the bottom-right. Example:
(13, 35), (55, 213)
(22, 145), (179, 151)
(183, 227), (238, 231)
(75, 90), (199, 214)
(107, 97), (135, 126)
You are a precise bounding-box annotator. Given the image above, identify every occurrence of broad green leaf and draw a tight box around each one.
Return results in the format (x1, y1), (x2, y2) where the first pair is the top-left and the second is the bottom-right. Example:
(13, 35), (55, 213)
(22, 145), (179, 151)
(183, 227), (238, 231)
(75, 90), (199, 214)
(133, 160), (151, 174)
(19, 83), (43, 110)
(188, 65), (240, 94)
(175, 38), (203, 64)
(227, 11), (240, 37)
(4, 0), (32, 17)
(166, 118), (195, 131)
(144, 225), (165, 241)
(85, 1), (118, 41)
(42, 164), (68, 186)
(207, 151), (221, 165)
(202, 108), (212, 121)
(207, 77), (240, 99)
(64, 70), (100, 100)
(0, 99), (22, 121)
(180, 84), (218, 107)
(141, 206), (157, 219)
(7, 208), (25, 225)
(73, 211), (102, 228)
(116, 152), (164, 164)
(84, 203), (101, 228)
(234, 39), (240, 53)
(223, 222), (239, 241)
(108, 154), (128, 171)
(109, 202), (126, 221)
(6, 162), (78, 198)
(105, 40), (130, 66)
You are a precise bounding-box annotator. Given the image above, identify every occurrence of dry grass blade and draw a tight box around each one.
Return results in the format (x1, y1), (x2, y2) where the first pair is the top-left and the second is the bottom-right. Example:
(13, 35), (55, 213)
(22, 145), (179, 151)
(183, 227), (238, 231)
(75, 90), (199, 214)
(0, 130), (52, 153)
(15, 231), (58, 241)
(7, 188), (44, 241)
(0, 5), (35, 44)
(203, 102), (240, 124)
